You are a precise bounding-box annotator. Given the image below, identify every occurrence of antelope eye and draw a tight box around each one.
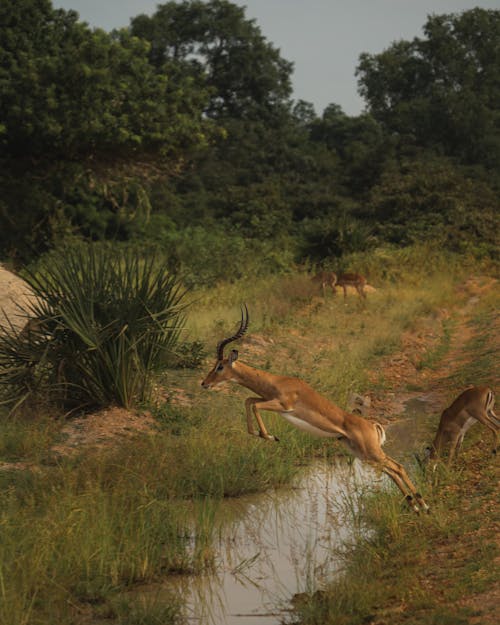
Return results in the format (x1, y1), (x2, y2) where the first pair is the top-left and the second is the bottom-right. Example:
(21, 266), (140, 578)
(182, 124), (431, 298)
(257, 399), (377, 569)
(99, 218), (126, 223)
(216, 363), (224, 372)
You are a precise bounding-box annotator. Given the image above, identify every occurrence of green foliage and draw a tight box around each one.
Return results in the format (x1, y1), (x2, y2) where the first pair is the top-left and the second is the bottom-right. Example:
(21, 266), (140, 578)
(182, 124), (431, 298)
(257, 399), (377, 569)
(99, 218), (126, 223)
(0, 0), (211, 159)
(162, 225), (296, 288)
(1, 3), (498, 269)
(0, 245), (187, 411)
(300, 213), (374, 261)
(309, 104), (392, 195)
(131, 0), (293, 121)
(357, 8), (500, 171)
(366, 156), (499, 255)
(0, 0), (214, 263)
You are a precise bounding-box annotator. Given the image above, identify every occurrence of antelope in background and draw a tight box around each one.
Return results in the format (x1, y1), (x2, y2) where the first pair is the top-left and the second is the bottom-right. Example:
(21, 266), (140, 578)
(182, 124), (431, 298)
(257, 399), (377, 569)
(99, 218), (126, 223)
(335, 273), (367, 300)
(201, 306), (429, 514)
(427, 386), (499, 466)
(312, 271), (367, 300)
(311, 271), (337, 297)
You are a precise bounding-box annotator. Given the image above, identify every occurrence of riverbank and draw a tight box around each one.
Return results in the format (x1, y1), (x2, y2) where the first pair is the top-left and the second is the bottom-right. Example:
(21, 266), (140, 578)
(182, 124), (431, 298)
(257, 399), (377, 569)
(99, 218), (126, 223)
(292, 275), (499, 625)
(0, 254), (497, 625)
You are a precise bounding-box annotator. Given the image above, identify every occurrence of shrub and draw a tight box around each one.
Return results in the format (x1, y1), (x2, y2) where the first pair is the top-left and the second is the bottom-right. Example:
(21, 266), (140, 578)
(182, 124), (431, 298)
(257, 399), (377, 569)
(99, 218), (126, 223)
(0, 244), (187, 411)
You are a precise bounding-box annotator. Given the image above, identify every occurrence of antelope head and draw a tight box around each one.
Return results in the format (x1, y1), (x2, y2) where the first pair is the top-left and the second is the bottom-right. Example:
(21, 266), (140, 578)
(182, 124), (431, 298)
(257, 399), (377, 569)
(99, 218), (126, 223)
(201, 305), (249, 388)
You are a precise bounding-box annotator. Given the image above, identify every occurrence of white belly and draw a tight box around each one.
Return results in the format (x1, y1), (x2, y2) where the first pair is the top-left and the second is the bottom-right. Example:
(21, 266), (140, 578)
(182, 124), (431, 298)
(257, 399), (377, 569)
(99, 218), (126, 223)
(460, 417), (477, 436)
(281, 411), (340, 438)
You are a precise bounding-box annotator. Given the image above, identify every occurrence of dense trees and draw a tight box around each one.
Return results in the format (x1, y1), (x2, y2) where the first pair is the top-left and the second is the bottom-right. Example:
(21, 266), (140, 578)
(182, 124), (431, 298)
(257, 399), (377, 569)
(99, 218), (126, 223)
(357, 8), (500, 171)
(0, 0), (213, 261)
(131, 0), (294, 121)
(0, 1), (498, 270)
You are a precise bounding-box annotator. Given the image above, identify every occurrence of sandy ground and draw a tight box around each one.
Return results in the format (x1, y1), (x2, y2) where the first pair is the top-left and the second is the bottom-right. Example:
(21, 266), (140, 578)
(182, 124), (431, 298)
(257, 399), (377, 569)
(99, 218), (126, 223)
(0, 264), (37, 333)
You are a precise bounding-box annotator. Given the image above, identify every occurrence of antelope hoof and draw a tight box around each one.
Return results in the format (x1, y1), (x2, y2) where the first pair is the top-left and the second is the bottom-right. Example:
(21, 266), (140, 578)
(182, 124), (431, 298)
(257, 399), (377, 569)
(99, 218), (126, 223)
(406, 495), (420, 514)
(260, 432), (279, 442)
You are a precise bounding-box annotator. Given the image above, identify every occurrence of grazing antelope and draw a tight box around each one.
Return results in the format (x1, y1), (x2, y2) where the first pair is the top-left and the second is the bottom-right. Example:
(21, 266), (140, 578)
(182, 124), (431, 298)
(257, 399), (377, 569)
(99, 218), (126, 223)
(311, 271), (337, 297)
(427, 386), (499, 465)
(201, 306), (429, 514)
(335, 273), (367, 300)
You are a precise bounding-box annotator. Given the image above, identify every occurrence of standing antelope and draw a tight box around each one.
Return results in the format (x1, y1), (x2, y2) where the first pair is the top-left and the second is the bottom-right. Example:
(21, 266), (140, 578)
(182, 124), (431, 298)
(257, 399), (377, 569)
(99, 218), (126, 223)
(201, 307), (429, 514)
(428, 386), (499, 465)
(311, 271), (337, 297)
(335, 273), (367, 300)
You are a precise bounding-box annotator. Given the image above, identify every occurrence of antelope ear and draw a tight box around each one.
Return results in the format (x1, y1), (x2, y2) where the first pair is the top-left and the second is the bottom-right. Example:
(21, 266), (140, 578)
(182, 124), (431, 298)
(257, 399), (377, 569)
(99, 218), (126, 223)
(228, 349), (239, 364)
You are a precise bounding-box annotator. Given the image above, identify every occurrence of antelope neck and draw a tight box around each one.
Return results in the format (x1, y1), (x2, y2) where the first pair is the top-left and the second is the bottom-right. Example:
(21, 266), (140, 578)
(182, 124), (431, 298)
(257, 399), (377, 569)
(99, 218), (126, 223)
(231, 360), (279, 396)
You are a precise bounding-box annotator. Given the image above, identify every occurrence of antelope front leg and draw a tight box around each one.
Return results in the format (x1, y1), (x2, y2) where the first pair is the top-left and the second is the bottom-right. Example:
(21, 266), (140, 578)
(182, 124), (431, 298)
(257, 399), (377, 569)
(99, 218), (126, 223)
(485, 423), (499, 455)
(481, 417), (499, 455)
(244, 397), (281, 441)
(382, 456), (430, 514)
(447, 435), (463, 465)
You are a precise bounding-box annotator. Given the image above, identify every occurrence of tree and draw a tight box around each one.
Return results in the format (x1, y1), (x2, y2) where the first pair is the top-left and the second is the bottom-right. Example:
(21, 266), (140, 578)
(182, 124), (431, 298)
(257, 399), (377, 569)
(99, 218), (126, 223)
(0, 0), (212, 161)
(0, 0), (215, 262)
(131, 0), (293, 121)
(309, 104), (392, 196)
(131, 0), (305, 242)
(356, 8), (500, 170)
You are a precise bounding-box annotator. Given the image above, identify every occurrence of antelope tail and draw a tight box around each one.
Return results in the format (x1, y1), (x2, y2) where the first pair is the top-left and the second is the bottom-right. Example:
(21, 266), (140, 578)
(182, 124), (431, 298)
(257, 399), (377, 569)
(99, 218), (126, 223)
(375, 423), (386, 446)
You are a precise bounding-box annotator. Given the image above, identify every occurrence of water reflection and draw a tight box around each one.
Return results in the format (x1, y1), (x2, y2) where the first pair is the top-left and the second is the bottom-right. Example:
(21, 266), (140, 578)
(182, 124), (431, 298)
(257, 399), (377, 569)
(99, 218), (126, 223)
(146, 458), (376, 624)
(384, 395), (436, 458)
(138, 396), (436, 624)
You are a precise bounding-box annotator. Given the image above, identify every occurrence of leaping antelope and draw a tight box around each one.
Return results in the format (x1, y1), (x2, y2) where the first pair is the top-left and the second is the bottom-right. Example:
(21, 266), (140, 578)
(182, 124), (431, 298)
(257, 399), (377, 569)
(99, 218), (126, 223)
(201, 307), (429, 514)
(427, 386), (499, 465)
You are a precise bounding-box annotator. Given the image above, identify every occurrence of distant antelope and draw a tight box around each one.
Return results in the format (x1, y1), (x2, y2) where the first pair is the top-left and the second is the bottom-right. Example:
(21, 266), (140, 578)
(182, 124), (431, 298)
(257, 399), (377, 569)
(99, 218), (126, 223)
(427, 386), (499, 465)
(202, 306), (430, 514)
(335, 273), (367, 300)
(311, 271), (337, 297)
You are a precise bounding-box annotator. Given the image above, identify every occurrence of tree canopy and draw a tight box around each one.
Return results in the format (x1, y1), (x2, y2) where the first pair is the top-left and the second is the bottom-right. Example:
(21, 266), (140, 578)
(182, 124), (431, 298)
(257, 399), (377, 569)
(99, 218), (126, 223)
(0, 2), (498, 270)
(357, 8), (500, 170)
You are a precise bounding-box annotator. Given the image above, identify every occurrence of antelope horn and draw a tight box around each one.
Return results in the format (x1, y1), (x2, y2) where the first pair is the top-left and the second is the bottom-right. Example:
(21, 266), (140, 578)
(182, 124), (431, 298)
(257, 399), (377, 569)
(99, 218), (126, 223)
(216, 304), (249, 360)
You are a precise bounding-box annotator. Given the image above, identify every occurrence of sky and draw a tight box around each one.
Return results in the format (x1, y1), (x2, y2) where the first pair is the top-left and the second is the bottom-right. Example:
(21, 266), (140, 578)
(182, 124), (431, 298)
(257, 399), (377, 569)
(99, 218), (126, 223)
(52, 1), (500, 116)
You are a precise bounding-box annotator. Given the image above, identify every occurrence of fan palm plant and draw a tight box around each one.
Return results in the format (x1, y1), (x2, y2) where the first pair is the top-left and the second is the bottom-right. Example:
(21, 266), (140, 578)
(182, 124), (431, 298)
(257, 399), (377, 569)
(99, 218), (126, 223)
(0, 245), (188, 412)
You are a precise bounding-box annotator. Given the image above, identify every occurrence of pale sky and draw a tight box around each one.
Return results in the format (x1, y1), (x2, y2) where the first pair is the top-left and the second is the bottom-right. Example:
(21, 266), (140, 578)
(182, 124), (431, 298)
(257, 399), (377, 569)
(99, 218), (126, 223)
(52, 1), (500, 116)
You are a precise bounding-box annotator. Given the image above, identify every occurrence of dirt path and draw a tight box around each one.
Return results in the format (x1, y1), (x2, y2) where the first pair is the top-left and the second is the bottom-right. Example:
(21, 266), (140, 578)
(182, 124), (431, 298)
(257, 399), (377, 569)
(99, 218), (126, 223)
(363, 275), (499, 625)
(367, 275), (498, 422)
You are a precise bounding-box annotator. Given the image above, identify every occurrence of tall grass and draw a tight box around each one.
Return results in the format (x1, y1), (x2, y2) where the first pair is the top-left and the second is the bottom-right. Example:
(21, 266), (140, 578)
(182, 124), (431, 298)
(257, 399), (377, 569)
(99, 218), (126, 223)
(287, 262), (499, 625)
(0, 244), (488, 624)
(0, 406), (305, 625)
(289, 457), (499, 625)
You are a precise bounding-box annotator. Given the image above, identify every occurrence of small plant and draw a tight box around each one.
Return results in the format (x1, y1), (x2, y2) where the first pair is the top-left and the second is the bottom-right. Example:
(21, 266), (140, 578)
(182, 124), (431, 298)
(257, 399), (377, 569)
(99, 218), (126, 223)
(0, 244), (188, 411)
(169, 338), (206, 369)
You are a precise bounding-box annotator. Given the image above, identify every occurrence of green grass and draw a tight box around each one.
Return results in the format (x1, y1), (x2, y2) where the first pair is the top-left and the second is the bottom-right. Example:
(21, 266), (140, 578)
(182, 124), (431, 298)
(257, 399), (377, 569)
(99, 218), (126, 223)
(0, 414), (59, 462)
(290, 456), (499, 625)
(416, 317), (455, 371)
(445, 289), (499, 388)
(0, 244), (493, 624)
(289, 271), (499, 625)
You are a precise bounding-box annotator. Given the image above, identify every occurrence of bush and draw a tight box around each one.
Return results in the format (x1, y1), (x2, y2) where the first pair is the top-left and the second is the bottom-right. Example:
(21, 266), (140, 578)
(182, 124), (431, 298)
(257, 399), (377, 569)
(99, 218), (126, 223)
(163, 225), (296, 288)
(0, 244), (187, 411)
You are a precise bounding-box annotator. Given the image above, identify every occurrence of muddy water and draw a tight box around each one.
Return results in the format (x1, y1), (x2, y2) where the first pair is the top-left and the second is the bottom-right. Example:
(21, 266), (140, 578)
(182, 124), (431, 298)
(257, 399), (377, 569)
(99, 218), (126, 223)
(147, 396), (435, 624)
(384, 395), (437, 458)
(151, 458), (374, 624)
